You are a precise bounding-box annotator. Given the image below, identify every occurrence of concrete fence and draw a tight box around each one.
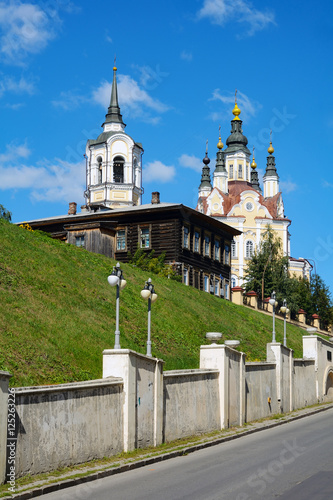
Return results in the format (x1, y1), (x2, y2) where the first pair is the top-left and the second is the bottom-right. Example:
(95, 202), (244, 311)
(1, 335), (333, 482)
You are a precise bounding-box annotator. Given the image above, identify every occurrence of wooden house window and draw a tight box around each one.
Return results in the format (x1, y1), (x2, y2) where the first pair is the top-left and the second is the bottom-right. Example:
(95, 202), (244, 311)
(116, 230), (126, 251)
(194, 230), (200, 253)
(214, 279), (220, 296)
(140, 227), (150, 248)
(204, 275), (209, 293)
(214, 239), (220, 261)
(183, 226), (189, 249)
(204, 235), (210, 257)
(183, 267), (189, 286)
(75, 235), (85, 248)
(224, 244), (230, 265)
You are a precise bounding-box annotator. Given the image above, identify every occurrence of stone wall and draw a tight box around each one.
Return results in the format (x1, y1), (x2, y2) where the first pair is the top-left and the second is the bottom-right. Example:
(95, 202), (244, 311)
(14, 378), (123, 477)
(1, 336), (333, 482)
(163, 369), (220, 442)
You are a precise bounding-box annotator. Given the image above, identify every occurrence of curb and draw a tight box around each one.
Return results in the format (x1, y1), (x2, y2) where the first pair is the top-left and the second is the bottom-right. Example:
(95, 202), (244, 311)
(6, 403), (333, 499)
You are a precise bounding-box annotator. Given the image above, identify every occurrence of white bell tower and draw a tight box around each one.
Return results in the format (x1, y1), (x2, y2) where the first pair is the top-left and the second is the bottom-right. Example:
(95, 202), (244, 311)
(85, 64), (143, 209)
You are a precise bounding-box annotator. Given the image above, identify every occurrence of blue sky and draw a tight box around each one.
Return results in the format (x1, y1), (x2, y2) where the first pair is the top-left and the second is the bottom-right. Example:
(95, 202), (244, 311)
(1, 0), (333, 291)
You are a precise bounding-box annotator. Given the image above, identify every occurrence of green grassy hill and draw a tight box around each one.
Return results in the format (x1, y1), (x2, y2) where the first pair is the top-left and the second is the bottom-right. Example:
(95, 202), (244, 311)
(0, 220), (306, 387)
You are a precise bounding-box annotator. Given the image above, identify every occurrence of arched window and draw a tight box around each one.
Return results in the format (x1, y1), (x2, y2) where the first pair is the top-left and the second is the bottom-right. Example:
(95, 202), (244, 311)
(97, 156), (102, 184)
(245, 240), (254, 259)
(113, 156), (124, 183)
(231, 275), (237, 288)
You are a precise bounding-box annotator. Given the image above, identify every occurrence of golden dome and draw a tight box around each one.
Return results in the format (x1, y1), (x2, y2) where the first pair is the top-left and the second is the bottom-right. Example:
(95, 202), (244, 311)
(251, 156), (257, 169)
(217, 135), (224, 150)
(113, 66), (117, 71)
(232, 102), (241, 120)
(268, 141), (274, 154)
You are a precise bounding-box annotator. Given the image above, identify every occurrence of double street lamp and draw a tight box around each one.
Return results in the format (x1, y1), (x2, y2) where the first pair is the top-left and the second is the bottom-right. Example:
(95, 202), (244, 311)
(280, 299), (290, 347)
(268, 291), (278, 343)
(107, 263), (127, 349)
(141, 278), (158, 357)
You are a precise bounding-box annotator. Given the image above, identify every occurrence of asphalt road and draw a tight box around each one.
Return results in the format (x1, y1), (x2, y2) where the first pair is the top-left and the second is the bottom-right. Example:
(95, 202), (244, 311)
(42, 408), (333, 500)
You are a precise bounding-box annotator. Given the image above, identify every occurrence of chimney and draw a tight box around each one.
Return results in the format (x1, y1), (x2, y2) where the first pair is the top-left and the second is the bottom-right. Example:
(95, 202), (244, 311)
(151, 192), (160, 204)
(68, 202), (77, 215)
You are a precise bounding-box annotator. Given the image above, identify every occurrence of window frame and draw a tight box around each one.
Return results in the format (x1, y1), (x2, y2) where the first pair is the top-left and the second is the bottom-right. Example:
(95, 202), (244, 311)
(204, 234), (210, 257)
(194, 229), (201, 254)
(238, 164), (243, 179)
(245, 240), (254, 259)
(204, 275), (209, 293)
(139, 225), (151, 249)
(113, 155), (125, 184)
(229, 164), (234, 179)
(75, 235), (85, 248)
(214, 239), (220, 261)
(116, 228), (127, 252)
(224, 243), (230, 266)
(183, 225), (190, 249)
(231, 240), (237, 258)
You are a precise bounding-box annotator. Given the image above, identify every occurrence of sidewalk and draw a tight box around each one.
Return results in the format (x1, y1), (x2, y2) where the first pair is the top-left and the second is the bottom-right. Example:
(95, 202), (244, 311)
(4, 401), (333, 499)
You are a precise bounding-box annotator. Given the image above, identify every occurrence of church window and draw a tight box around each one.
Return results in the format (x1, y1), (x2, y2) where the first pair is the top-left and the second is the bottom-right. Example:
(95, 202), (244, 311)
(183, 226), (189, 249)
(113, 156), (124, 183)
(231, 240), (237, 258)
(214, 239), (220, 261)
(194, 231), (200, 253)
(116, 230), (126, 251)
(246, 165), (249, 181)
(75, 235), (85, 248)
(238, 164), (243, 179)
(97, 157), (103, 184)
(140, 227), (150, 248)
(204, 235), (210, 257)
(231, 275), (237, 288)
(229, 164), (234, 179)
(245, 202), (254, 212)
(245, 240), (254, 259)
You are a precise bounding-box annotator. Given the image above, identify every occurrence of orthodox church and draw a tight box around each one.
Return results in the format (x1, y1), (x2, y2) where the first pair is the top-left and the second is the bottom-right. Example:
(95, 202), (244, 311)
(196, 98), (311, 289)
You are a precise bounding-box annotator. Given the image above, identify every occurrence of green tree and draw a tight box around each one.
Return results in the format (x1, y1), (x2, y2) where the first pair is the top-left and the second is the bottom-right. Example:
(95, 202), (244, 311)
(244, 226), (289, 302)
(0, 204), (12, 222)
(310, 274), (333, 329)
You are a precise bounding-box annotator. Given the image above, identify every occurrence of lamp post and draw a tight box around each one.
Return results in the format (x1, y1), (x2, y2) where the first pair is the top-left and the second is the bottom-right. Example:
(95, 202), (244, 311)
(280, 299), (290, 347)
(107, 263), (127, 349)
(141, 278), (158, 357)
(268, 291), (278, 343)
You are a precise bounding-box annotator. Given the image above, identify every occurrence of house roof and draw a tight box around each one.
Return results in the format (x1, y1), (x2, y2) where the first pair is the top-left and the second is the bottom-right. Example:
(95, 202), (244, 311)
(19, 202), (241, 237)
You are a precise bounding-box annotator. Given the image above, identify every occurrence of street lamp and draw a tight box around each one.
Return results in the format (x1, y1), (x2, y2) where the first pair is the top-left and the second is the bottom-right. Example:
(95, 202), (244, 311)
(107, 263), (127, 349)
(280, 299), (290, 347)
(141, 278), (158, 357)
(268, 291), (278, 343)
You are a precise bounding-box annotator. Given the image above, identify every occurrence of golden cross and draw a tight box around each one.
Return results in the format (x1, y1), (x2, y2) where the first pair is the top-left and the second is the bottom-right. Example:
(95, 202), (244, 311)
(206, 139), (208, 154)
(235, 88), (238, 103)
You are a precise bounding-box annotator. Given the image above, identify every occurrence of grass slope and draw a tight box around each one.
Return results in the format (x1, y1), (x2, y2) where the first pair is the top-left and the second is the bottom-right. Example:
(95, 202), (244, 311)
(0, 220), (305, 387)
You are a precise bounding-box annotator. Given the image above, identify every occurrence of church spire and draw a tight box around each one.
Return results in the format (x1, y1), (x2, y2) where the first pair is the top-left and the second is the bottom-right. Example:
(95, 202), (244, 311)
(263, 132), (280, 198)
(198, 141), (212, 197)
(103, 61), (125, 127)
(250, 147), (261, 192)
(213, 126), (228, 193)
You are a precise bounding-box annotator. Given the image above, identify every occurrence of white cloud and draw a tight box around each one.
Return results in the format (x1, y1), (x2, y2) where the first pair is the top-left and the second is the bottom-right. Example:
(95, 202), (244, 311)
(197, 0), (275, 36)
(0, 1), (57, 63)
(143, 161), (176, 183)
(52, 90), (87, 110)
(209, 89), (261, 122)
(322, 180), (333, 189)
(0, 75), (36, 97)
(180, 50), (193, 61)
(280, 180), (297, 194)
(0, 141), (31, 162)
(0, 142), (85, 203)
(92, 73), (169, 123)
(178, 154), (202, 173)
